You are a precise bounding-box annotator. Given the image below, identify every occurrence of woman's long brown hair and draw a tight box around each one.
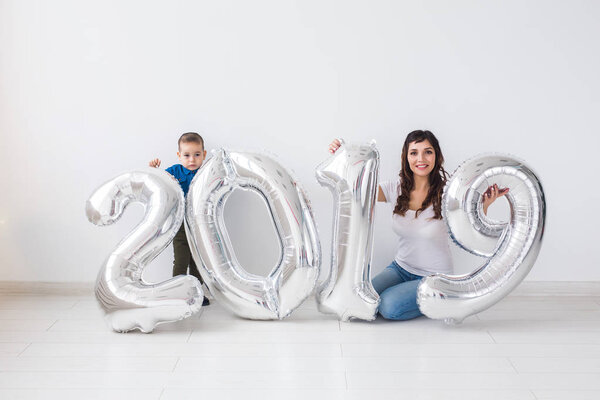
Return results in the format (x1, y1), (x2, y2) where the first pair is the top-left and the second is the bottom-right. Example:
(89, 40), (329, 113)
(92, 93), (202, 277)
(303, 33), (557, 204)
(393, 130), (449, 219)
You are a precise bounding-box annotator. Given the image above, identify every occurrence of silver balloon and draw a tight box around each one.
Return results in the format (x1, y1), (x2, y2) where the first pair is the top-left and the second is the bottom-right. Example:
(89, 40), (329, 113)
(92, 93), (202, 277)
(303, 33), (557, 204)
(86, 168), (204, 333)
(417, 154), (546, 324)
(315, 140), (380, 321)
(186, 149), (321, 320)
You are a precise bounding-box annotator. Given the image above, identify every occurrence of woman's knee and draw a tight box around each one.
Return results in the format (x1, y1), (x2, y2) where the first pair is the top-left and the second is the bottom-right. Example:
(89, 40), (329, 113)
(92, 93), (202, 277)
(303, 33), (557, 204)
(378, 293), (422, 321)
(378, 295), (400, 320)
(372, 266), (401, 295)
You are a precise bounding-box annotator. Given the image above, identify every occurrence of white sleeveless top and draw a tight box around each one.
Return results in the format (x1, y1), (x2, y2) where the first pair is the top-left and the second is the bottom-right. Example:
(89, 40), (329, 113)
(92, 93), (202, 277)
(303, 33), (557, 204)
(380, 179), (453, 276)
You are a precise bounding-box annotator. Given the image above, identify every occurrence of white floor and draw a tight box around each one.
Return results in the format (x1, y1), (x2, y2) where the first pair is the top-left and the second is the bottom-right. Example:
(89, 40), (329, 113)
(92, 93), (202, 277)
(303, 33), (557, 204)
(1, 293), (600, 399)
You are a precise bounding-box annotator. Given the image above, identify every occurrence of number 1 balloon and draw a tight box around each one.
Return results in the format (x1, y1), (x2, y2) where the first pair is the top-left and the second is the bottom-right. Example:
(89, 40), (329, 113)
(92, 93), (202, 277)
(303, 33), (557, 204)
(86, 169), (204, 332)
(315, 140), (381, 321)
(417, 154), (546, 324)
(185, 149), (321, 320)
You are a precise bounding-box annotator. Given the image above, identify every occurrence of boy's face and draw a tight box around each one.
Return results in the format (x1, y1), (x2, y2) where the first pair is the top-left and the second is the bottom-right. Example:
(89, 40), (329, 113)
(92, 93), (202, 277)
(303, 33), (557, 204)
(177, 142), (206, 171)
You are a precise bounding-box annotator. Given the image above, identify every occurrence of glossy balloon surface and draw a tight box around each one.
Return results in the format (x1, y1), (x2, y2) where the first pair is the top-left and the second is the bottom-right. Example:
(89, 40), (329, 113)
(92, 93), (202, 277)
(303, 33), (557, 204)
(86, 169), (204, 333)
(417, 154), (546, 324)
(186, 150), (320, 320)
(315, 141), (380, 321)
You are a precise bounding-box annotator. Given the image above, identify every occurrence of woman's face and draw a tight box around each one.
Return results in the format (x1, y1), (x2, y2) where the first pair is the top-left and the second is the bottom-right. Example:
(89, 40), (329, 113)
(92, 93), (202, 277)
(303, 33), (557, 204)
(407, 140), (436, 178)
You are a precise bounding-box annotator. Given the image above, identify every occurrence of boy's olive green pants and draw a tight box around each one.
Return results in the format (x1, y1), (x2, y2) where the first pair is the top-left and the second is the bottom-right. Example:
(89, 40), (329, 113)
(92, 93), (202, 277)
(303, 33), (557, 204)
(172, 224), (204, 284)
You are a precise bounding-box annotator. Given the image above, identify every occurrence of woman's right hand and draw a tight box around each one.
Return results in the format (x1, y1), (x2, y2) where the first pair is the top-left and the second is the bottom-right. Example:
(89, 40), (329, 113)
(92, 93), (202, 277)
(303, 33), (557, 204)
(328, 139), (342, 154)
(148, 158), (161, 168)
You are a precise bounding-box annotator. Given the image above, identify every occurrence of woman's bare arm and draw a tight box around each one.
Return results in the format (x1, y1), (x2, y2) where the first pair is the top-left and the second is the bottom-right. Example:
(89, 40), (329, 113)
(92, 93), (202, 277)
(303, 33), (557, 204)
(377, 185), (386, 202)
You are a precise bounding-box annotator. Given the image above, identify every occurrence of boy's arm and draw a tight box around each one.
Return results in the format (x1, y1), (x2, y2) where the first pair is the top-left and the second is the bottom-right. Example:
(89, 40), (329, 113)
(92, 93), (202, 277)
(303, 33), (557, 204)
(149, 158), (161, 168)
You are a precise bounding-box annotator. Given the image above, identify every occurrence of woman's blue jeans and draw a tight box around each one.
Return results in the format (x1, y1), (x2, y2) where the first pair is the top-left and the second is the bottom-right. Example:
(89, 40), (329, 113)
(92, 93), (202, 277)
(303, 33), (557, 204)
(372, 261), (423, 320)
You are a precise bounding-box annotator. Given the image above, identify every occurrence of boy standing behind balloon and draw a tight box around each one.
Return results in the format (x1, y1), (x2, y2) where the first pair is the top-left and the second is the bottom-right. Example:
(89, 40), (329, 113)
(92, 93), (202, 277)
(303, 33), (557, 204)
(149, 132), (210, 306)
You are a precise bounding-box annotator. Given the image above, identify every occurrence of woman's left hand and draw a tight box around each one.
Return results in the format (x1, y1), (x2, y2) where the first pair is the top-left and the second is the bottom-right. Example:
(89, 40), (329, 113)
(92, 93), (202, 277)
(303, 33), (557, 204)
(482, 184), (509, 215)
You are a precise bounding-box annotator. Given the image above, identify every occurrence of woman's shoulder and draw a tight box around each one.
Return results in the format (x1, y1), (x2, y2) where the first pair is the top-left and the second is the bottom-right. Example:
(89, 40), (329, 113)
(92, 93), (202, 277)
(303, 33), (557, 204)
(380, 178), (401, 202)
(381, 177), (401, 190)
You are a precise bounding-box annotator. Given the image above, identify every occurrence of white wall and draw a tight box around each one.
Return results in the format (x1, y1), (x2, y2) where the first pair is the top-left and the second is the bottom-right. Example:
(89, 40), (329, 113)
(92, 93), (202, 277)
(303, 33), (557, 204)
(1, 0), (598, 283)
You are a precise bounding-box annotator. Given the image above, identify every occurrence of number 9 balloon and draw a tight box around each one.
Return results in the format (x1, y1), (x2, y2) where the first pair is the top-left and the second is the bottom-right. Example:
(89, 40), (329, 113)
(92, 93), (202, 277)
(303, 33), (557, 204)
(86, 169), (204, 333)
(417, 154), (546, 324)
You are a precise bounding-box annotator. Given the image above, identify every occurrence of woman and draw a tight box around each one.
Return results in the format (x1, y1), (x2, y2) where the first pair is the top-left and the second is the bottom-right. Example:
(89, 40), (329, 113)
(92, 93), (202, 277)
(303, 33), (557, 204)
(329, 131), (508, 320)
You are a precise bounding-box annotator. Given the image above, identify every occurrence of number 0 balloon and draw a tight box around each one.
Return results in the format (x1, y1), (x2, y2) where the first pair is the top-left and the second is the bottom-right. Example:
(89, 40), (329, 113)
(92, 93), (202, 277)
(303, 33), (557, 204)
(186, 149), (321, 320)
(417, 154), (546, 324)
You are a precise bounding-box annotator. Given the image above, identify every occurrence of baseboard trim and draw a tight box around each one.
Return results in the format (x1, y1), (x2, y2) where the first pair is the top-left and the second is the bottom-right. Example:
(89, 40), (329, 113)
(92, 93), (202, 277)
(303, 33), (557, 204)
(0, 281), (94, 296)
(0, 281), (599, 296)
(510, 281), (600, 296)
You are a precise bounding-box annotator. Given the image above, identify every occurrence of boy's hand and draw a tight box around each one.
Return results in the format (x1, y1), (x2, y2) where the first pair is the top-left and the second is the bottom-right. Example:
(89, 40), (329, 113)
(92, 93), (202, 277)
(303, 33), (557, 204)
(149, 158), (161, 168)
(328, 139), (342, 154)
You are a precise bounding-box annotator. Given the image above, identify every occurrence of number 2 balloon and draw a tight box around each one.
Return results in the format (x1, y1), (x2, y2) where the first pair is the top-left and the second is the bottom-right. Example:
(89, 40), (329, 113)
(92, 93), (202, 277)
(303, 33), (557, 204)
(86, 169), (204, 332)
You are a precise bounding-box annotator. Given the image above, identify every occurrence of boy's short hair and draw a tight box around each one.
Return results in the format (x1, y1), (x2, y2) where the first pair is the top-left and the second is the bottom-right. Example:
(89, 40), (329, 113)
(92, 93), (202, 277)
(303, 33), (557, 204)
(178, 132), (204, 150)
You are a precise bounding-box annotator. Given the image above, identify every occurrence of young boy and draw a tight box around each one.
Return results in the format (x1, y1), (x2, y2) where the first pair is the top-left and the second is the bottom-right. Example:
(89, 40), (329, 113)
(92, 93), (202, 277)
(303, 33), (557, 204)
(149, 132), (210, 306)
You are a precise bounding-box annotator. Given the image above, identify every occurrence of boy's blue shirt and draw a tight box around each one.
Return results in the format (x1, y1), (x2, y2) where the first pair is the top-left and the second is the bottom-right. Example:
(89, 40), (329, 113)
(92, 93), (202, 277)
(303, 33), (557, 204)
(165, 164), (197, 196)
